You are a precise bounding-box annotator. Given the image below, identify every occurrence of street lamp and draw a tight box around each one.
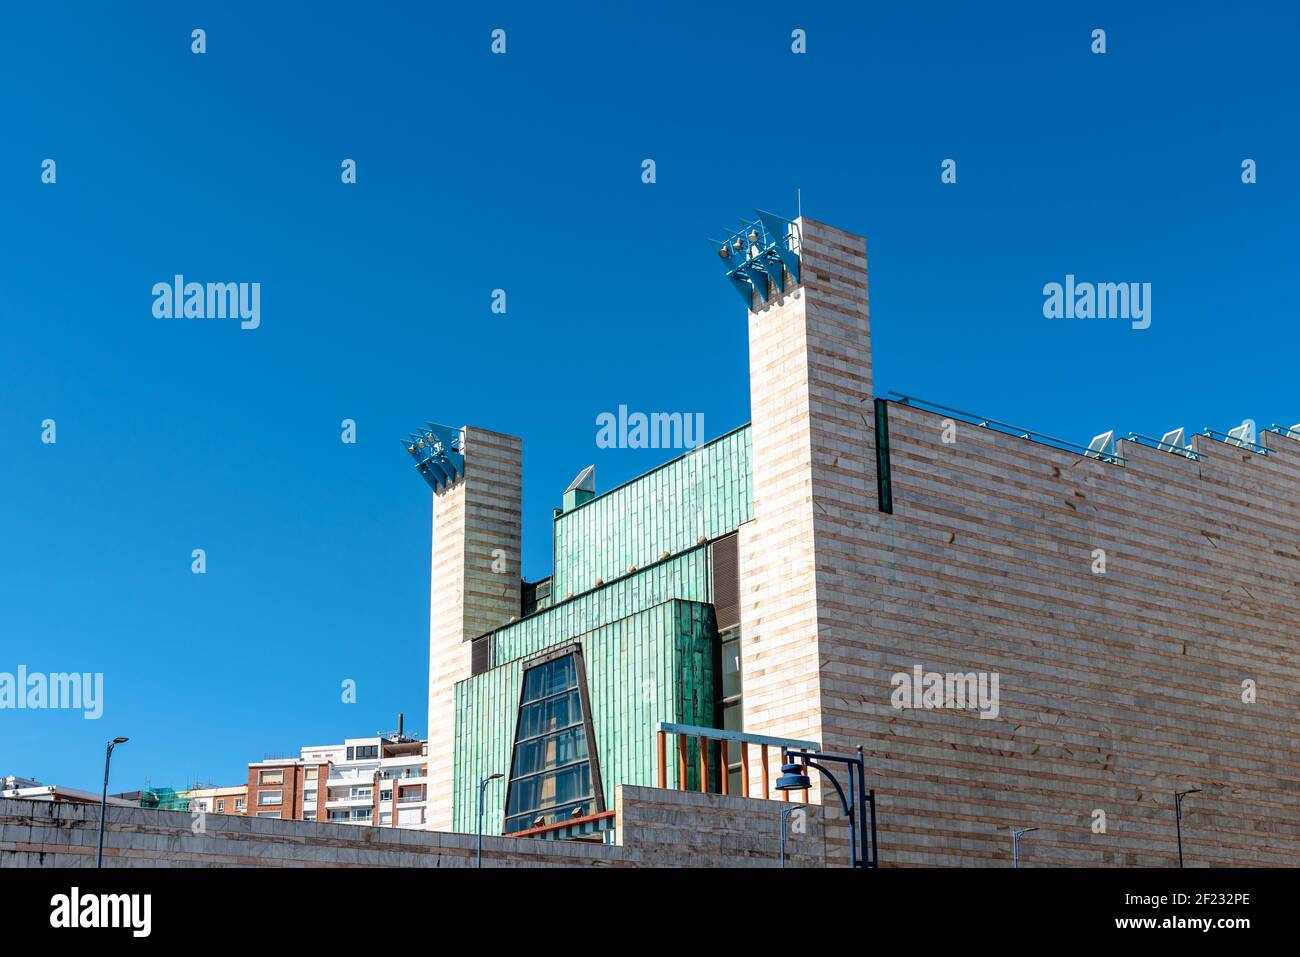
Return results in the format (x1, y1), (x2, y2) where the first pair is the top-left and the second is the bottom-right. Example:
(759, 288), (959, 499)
(775, 745), (878, 868)
(1175, 788), (1202, 868)
(476, 772), (503, 868)
(1010, 826), (1038, 868)
(96, 737), (128, 868)
(779, 804), (804, 869)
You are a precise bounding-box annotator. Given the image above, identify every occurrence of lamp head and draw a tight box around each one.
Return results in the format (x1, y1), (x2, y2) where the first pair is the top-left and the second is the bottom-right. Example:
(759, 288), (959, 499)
(112, 737), (128, 745)
(775, 761), (811, 792)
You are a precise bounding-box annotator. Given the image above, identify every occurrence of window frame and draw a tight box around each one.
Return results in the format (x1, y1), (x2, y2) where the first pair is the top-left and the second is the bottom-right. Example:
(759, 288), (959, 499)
(503, 643), (605, 833)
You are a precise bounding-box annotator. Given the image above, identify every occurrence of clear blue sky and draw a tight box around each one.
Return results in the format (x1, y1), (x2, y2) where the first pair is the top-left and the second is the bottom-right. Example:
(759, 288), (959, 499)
(2, 2), (1296, 792)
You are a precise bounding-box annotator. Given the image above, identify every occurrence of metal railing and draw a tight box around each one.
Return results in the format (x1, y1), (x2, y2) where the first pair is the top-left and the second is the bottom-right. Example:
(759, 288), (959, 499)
(1201, 427), (1272, 455)
(888, 392), (1126, 464)
(507, 810), (617, 841)
(656, 722), (818, 802)
(1124, 432), (1202, 461)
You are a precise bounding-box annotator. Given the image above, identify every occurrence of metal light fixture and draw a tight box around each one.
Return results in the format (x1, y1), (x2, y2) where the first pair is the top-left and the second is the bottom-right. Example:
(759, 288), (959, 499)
(732, 237), (743, 251)
(718, 245), (731, 259)
(775, 761), (811, 792)
(1175, 788), (1202, 868)
(1010, 825), (1039, 868)
(779, 804), (803, 869)
(748, 229), (760, 244)
(777, 747), (878, 868)
(476, 772), (504, 868)
(96, 736), (129, 869)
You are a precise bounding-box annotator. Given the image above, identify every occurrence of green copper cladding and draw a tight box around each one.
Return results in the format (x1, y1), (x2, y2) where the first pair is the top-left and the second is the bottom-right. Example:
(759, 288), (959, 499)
(551, 426), (752, 598)
(448, 423), (753, 833)
(452, 599), (718, 834)
(494, 546), (711, 666)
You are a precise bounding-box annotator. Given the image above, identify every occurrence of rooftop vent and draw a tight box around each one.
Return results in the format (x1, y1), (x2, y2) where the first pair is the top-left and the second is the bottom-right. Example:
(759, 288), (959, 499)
(1225, 421), (1256, 448)
(1084, 430), (1116, 461)
(1158, 427), (1186, 452)
(563, 465), (596, 512)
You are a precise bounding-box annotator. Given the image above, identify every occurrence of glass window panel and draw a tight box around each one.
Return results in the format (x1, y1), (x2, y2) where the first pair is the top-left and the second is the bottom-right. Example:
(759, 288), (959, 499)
(721, 638), (742, 700)
(505, 654), (597, 832)
(723, 700), (743, 732)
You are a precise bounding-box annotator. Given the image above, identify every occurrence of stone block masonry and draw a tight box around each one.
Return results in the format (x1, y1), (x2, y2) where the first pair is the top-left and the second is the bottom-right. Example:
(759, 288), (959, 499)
(0, 789), (828, 868)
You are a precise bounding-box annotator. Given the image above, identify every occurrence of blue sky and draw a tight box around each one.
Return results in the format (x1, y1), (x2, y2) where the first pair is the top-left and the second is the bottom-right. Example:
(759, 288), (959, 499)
(2, 2), (1296, 792)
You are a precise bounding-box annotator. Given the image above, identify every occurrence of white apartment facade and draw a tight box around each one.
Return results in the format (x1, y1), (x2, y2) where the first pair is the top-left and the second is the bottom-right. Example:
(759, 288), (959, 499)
(246, 734), (429, 829)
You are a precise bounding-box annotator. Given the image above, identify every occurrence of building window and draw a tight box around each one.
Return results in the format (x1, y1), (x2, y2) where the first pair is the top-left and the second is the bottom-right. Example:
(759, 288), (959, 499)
(353, 745), (378, 760)
(215, 800), (225, 812)
(258, 770), (284, 786)
(380, 789), (393, 802)
(719, 629), (744, 795)
(874, 398), (893, 514)
(256, 811), (281, 818)
(257, 790), (282, 806)
(234, 798), (244, 811)
(352, 807), (372, 821)
(304, 767), (317, 781)
(504, 650), (602, 834)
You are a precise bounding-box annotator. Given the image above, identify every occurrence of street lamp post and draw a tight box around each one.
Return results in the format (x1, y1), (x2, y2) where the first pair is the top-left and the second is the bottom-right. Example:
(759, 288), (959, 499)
(775, 745), (877, 868)
(96, 737), (129, 869)
(1010, 826), (1038, 868)
(1175, 788), (1202, 868)
(476, 773), (503, 869)
(779, 804), (802, 869)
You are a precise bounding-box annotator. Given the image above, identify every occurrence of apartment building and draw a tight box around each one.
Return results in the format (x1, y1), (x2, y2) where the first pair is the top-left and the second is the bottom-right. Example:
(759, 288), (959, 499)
(187, 785), (247, 816)
(245, 733), (428, 829)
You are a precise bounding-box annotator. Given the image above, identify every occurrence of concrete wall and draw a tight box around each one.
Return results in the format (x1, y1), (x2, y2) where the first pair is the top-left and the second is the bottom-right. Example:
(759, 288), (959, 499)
(0, 788), (828, 868)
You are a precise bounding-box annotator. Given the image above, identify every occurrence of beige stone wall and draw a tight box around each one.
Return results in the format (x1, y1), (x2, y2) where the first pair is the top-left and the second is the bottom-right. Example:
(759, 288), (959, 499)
(739, 217), (875, 807)
(0, 789), (827, 868)
(852, 406), (1300, 866)
(426, 427), (522, 831)
(737, 212), (1299, 866)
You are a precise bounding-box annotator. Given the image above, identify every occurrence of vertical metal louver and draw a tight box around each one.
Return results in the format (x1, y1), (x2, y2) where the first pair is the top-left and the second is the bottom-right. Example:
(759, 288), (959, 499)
(711, 532), (740, 630)
(470, 633), (491, 676)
